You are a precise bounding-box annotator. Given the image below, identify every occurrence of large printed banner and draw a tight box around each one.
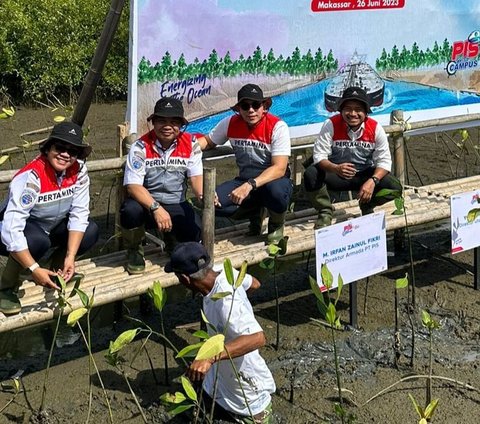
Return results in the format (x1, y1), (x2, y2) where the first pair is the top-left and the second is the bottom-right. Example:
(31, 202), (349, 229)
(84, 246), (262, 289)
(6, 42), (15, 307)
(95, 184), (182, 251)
(314, 212), (387, 289)
(451, 190), (480, 254)
(128, 1), (480, 136)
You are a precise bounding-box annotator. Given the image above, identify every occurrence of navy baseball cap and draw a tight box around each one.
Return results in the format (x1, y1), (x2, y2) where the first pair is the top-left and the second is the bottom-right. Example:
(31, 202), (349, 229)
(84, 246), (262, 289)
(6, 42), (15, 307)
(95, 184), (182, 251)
(233, 84), (272, 109)
(165, 242), (211, 275)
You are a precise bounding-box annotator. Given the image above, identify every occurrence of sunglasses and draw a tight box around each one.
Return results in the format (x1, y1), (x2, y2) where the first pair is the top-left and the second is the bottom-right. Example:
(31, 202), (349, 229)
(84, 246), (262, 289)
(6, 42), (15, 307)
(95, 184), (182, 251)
(239, 101), (263, 111)
(53, 142), (81, 157)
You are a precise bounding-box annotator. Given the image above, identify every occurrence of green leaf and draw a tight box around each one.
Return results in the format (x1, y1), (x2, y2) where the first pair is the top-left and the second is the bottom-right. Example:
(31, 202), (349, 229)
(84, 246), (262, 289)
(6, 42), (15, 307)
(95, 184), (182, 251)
(109, 329), (139, 354)
(88, 287), (96, 308)
(56, 274), (66, 292)
(277, 236), (289, 256)
(408, 393), (423, 418)
(335, 273), (344, 305)
(424, 399), (439, 419)
(375, 188), (401, 198)
(392, 209), (404, 216)
(0, 155), (9, 165)
(176, 342), (203, 358)
(466, 208), (480, 223)
(192, 330), (209, 340)
(181, 376), (197, 402)
(53, 115), (66, 122)
(267, 243), (281, 256)
(74, 287), (89, 307)
(223, 258), (234, 286)
(2, 107), (14, 117)
(195, 334), (225, 361)
(67, 277), (82, 299)
(234, 260), (248, 288)
(321, 263), (333, 289)
(168, 403), (194, 416)
(149, 281), (167, 311)
(211, 291), (232, 300)
(259, 257), (275, 269)
(309, 275), (324, 303)
(316, 299), (328, 318)
(200, 309), (210, 324)
(396, 274), (408, 289)
(160, 391), (187, 405)
(67, 307), (88, 326)
(421, 310), (431, 327)
(0, 112), (8, 119)
(394, 197), (404, 211)
(326, 303), (336, 326)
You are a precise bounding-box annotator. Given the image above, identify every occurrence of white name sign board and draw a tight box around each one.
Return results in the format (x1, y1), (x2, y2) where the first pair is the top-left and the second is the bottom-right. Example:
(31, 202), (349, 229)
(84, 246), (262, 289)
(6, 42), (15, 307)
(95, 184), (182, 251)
(451, 190), (480, 254)
(315, 212), (387, 290)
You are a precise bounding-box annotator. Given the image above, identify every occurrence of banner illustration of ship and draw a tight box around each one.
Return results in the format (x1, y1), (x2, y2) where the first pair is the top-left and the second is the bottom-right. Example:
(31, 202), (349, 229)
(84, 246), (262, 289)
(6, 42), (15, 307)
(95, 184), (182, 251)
(324, 52), (385, 112)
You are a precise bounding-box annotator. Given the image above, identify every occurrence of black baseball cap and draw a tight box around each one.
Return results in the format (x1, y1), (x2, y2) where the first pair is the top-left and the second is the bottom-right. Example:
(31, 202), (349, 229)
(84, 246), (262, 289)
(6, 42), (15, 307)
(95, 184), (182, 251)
(233, 84), (272, 110)
(147, 97), (188, 125)
(336, 86), (372, 113)
(165, 242), (211, 275)
(41, 121), (92, 160)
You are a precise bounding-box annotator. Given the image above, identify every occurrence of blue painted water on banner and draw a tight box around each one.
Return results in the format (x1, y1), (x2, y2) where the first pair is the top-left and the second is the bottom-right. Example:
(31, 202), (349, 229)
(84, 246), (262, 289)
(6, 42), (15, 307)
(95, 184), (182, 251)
(187, 80), (480, 135)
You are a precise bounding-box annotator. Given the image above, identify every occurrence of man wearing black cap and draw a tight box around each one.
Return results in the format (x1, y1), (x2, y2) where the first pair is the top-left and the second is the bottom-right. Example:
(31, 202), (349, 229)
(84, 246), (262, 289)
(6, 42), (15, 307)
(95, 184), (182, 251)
(0, 121), (99, 314)
(304, 86), (402, 228)
(165, 242), (275, 423)
(121, 97), (203, 274)
(198, 83), (293, 245)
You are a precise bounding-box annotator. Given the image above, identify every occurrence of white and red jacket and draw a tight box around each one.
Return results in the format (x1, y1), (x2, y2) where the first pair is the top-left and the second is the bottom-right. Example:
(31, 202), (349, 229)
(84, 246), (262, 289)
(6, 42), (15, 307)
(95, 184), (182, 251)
(0, 155), (90, 252)
(209, 113), (291, 180)
(313, 114), (392, 172)
(123, 130), (203, 204)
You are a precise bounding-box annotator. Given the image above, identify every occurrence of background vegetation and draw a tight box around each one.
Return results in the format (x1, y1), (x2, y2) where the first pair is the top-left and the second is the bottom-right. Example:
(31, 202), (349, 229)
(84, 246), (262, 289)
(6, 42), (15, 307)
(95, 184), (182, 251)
(0, 0), (129, 104)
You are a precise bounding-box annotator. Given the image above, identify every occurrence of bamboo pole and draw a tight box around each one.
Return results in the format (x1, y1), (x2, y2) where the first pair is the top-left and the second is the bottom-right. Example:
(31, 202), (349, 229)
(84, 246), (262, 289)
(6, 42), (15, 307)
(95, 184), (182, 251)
(71, 0), (127, 126)
(202, 167), (216, 260)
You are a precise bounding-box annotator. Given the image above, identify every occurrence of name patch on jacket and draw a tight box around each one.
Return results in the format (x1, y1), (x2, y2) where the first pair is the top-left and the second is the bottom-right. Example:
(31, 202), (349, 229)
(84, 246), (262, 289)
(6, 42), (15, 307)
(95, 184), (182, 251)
(232, 139), (269, 150)
(333, 140), (375, 149)
(146, 158), (187, 167)
(37, 187), (76, 203)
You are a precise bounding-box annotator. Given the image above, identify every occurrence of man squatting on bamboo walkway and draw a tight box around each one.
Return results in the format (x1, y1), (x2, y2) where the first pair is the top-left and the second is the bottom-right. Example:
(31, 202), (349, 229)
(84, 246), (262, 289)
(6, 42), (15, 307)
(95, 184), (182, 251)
(165, 242), (275, 424)
(198, 84), (293, 245)
(120, 97), (203, 274)
(304, 86), (402, 228)
(0, 122), (99, 315)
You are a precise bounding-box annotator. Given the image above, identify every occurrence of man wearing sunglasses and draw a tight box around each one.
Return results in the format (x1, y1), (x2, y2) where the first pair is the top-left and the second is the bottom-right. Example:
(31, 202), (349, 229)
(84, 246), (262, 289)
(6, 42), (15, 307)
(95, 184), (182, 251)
(0, 122), (99, 314)
(199, 84), (292, 245)
(121, 97), (203, 274)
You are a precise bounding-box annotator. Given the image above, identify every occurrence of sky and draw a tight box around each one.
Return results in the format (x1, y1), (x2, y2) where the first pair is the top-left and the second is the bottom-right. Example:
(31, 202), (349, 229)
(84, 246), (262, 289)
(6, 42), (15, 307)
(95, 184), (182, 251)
(137, 0), (480, 66)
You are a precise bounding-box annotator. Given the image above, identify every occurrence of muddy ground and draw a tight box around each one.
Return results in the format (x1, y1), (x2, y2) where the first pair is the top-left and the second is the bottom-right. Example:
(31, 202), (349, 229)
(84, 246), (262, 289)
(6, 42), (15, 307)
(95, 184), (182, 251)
(1, 103), (480, 423)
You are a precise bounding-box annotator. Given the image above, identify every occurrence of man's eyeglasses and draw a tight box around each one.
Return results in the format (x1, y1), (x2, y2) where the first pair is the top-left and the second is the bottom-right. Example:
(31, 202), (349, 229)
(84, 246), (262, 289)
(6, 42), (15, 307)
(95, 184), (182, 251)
(53, 142), (80, 157)
(239, 101), (263, 111)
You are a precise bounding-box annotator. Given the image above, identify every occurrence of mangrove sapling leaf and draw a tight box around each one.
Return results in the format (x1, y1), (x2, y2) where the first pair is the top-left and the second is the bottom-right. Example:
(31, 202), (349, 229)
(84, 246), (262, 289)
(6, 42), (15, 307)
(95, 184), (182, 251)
(259, 257), (275, 269)
(53, 115), (66, 122)
(176, 342), (204, 358)
(224, 258), (235, 285)
(277, 236), (289, 256)
(181, 376), (198, 402)
(396, 274), (409, 289)
(421, 310), (440, 330)
(67, 307), (88, 326)
(267, 243), (281, 256)
(335, 274), (344, 305)
(167, 402), (195, 416)
(326, 303), (337, 326)
(211, 291), (232, 300)
(195, 334), (225, 361)
(424, 398), (439, 419)
(201, 310), (218, 333)
(394, 197), (405, 213)
(321, 263), (334, 289)
(374, 188), (402, 198)
(172, 392), (187, 403)
(1, 106), (14, 117)
(109, 329), (140, 354)
(67, 278), (83, 299)
(234, 260), (248, 288)
(0, 155), (9, 165)
(148, 281), (167, 311)
(192, 330), (210, 340)
(466, 208), (480, 223)
(74, 287), (90, 307)
(88, 287), (96, 308)
(309, 275), (324, 302)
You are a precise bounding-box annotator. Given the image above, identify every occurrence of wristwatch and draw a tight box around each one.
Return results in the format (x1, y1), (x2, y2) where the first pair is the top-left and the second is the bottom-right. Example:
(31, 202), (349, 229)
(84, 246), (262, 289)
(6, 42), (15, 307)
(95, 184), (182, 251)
(371, 176), (380, 186)
(247, 178), (257, 190)
(28, 262), (40, 273)
(149, 200), (160, 213)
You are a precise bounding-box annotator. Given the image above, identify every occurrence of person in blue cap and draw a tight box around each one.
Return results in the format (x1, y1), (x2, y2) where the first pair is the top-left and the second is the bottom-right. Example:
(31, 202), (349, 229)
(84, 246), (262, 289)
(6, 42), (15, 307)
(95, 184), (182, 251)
(0, 121), (99, 314)
(304, 86), (402, 228)
(165, 241), (275, 423)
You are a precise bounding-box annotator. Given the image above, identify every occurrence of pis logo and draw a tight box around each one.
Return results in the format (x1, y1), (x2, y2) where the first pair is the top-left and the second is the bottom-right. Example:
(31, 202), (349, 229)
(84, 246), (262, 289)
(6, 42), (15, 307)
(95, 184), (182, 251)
(446, 30), (480, 76)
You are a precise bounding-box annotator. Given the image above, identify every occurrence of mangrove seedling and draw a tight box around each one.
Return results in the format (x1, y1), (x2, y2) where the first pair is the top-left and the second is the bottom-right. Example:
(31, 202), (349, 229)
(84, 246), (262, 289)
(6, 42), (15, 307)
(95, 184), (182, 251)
(421, 310), (441, 408)
(310, 263), (356, 423)
(409, 394), (439, 424)
(67, 287), (114, 424)
(394, 273), (409, 368)
(260, 236), (289, 350)
(105, 328), (148, 423)
(0, 377), (22, 414)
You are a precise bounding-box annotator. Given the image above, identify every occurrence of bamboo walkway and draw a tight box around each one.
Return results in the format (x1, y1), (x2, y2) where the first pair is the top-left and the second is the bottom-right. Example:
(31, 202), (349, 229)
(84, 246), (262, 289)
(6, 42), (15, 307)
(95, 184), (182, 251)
(1, 176), (479, 333)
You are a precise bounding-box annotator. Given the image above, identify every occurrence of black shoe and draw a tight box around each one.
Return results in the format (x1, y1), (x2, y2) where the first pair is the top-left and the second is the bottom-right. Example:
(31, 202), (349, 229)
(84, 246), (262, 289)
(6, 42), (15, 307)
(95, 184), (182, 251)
(0, 289), (21, 315)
